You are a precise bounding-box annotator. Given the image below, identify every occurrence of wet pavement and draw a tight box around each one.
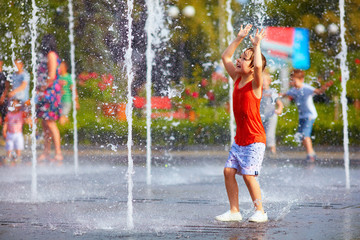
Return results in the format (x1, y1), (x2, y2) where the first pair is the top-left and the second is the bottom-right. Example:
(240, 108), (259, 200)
(0, 146), (359, 239)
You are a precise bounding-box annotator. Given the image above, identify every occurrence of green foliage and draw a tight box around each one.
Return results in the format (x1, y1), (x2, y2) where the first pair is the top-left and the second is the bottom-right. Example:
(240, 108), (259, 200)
(2, 0), (360, 147)
(78, 76), (114, 103)
(60, 98), (360, 147)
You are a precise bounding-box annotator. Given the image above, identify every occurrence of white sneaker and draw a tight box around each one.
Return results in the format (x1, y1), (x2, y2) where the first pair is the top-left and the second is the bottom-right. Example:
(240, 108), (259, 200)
(248, 210), (268, 222)
(215, 210), (242, 222)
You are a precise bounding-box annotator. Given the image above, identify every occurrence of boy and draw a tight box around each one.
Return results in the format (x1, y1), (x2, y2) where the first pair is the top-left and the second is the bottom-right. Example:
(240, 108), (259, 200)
(2, 99), (28, 164)
(260, 70), (283, 155)
(59, 61), (79, 125)
(9, 59), (30, 104)
(283, 69), (333, 162)
(215, 24), (268, 223)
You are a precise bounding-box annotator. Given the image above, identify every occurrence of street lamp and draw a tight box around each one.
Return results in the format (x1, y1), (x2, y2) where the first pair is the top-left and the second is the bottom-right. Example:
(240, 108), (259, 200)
(167, 5), (196, 82)
(315, 24), (326, 35)
(182, 6), (196, 18)
(328, 23), (339, 35)
(168, 6), (180, 18)
(314, 22), (340, 120)
(168, 5), (196, 19)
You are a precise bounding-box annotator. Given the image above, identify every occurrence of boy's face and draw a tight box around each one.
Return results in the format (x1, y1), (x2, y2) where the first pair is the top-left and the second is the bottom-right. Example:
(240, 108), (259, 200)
(291, 76), (304, 88)
(235, 50), (253, 75)
(59, 62), (67, 75)
(14, 60), (23, 72)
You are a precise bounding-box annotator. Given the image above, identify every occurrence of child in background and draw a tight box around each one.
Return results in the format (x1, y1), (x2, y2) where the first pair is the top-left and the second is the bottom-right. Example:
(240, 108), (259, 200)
(215, 24), (268, 223)
(59, 61), (79, 125)
(2, 99), (29, 164)
(8, 59), (30, 104)
(260, 70), (283, 155)
(283, 69), (333, 162)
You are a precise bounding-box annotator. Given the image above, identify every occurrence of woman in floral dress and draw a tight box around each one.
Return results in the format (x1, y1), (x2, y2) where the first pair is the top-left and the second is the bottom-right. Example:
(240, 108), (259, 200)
(36, 34), (63, 162)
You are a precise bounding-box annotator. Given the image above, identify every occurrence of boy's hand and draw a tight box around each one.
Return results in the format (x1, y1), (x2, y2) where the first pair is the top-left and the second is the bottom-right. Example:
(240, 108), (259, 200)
(249, 28), (265, 47)
(274, 109), (282, 115)
(237, 24), (252, 39)
(325, 80), (334, 88)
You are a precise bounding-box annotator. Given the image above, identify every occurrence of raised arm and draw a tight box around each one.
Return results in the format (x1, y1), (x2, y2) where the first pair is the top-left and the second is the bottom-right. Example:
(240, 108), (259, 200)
(222, 24), (252, 80)
(249, 29), (265, 91)
(313, 80), (334, 95)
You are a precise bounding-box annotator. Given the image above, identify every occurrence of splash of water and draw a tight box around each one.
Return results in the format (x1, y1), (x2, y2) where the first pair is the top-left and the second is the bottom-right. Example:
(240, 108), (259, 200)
(29, 0), (39, 202)
(252, 0), (267, 29)
(338, 0), (350, 189)
(68, 0), (78, 174)
(145, 0), (169, 185)
(11, 38), (16, 66)
(225, 0), (236, 145)
(124, 0), (134, 230)
(145, 0), (155, 186)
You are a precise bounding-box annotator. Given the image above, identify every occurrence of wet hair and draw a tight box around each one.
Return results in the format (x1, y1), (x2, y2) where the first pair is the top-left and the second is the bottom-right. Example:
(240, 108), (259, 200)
(41, 34), (58, 55)
(243, 47), (267, 71)
(290, 69), (305, 79)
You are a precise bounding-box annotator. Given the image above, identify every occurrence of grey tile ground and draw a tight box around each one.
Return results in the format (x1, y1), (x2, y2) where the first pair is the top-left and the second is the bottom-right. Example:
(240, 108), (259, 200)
(0, 146), (359, 239)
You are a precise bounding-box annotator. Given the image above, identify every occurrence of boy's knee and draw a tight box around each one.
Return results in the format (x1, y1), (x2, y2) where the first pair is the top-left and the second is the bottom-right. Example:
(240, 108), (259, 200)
(224, 168), (236, 178)
(242, 174), (256, 183)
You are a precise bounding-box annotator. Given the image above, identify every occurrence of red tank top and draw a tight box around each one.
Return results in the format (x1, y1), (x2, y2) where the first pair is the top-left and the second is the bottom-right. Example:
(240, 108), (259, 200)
(233, 78), (266, 146)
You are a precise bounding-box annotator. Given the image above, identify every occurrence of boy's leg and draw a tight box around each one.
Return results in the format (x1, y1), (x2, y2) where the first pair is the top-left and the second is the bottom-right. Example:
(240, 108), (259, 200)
(224, 167), (239, 213)
(15, 149), (22, 163)
(13, 133), (24, 163)
(59, 116), (69, 125)
(303, 137), (315, 155)
(301, 118), (316, 157)
(243, 175), (264, 213)
(5, 136), (13, 160)
(15, 150), (21, 157)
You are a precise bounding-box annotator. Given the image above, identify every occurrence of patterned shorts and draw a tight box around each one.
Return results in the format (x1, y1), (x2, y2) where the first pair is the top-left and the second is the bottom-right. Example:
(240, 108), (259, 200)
(225, 142), (265, 176)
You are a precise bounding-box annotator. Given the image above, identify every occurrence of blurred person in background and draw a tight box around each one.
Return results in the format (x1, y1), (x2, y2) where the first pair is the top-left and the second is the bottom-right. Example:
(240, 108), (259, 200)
(59, 61), (79, 125)
(8, 59), (30, 105)
(36, 34), (63, 163)
(260, 69), (283, 155)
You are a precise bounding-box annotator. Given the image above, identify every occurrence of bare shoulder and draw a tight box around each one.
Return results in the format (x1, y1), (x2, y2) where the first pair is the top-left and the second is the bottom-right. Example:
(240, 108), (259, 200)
(47, 51), (57, 59)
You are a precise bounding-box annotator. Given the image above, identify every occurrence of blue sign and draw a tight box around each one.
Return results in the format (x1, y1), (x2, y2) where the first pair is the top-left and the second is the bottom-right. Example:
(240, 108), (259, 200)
(292, 28), (310, 70)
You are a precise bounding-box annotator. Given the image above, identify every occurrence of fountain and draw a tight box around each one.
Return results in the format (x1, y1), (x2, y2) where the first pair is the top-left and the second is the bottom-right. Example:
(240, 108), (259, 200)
(124, 0), (135, 230)
(29, 0), (39, 201)
(68, 0), (79, 175)
(144, 0), (170, 185)
(0, 0), (359, 239)
(225, 0), (235, 144)
(338, 0), (350, 189)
